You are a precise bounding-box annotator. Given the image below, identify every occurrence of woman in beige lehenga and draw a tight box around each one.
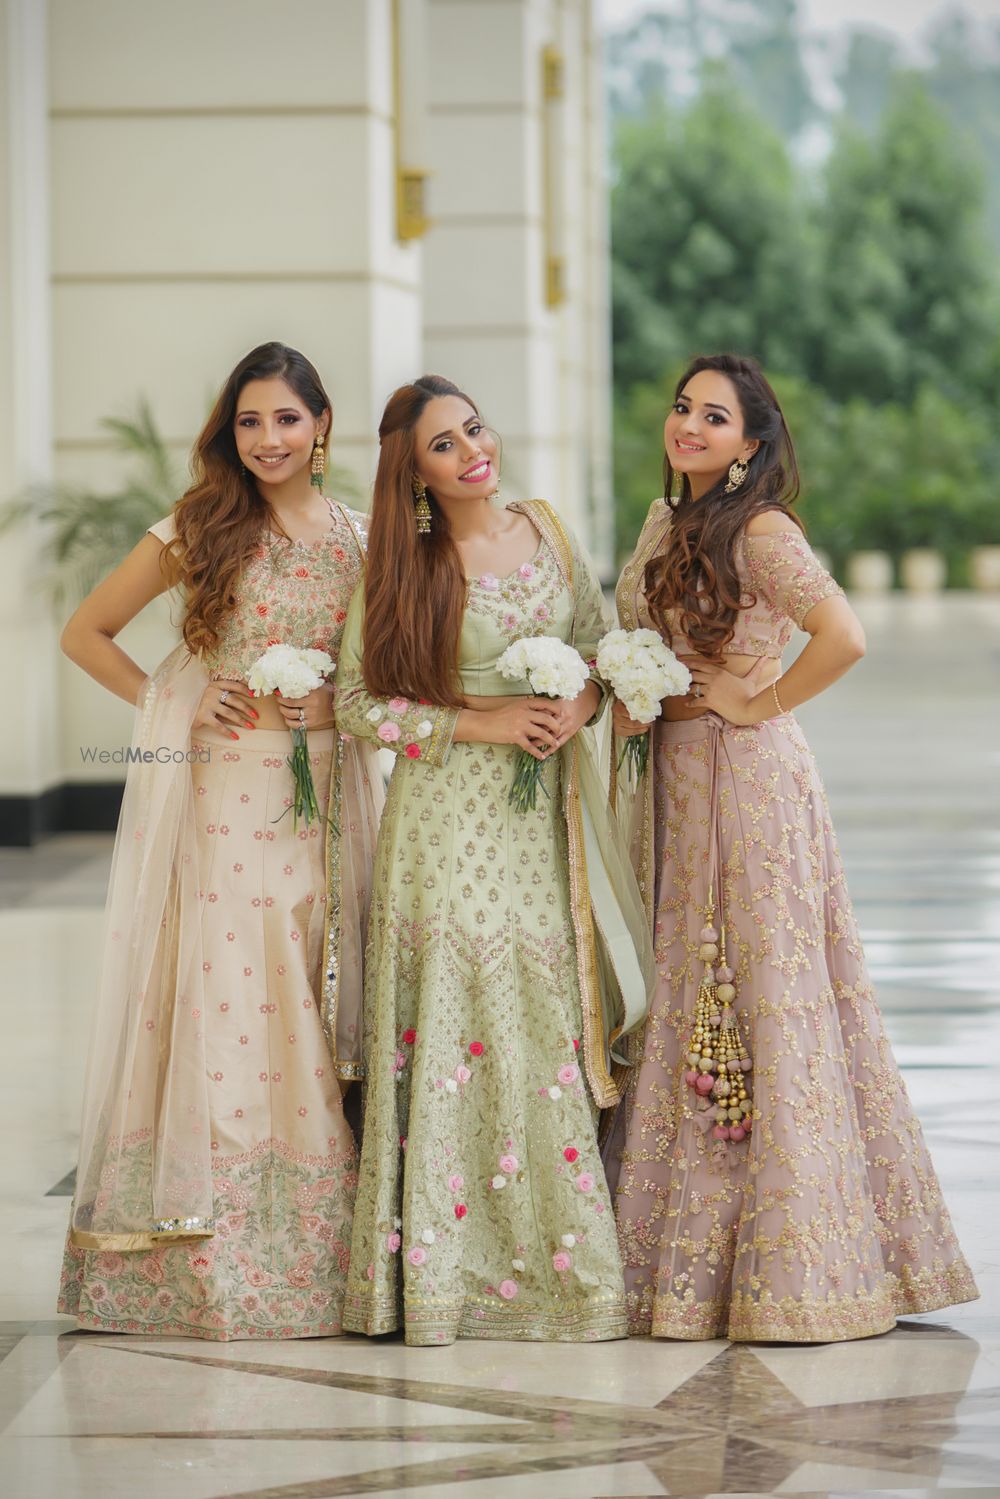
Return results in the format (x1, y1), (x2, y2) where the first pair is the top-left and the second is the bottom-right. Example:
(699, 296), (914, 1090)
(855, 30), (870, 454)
(605, 352), (977, 1343)
(57, 342), (381, 1340)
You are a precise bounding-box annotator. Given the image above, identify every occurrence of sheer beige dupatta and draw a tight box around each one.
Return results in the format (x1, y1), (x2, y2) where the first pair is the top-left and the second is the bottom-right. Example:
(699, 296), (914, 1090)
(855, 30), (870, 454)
(72, 644), (215, 1249)
(70, 632), (384, 1250)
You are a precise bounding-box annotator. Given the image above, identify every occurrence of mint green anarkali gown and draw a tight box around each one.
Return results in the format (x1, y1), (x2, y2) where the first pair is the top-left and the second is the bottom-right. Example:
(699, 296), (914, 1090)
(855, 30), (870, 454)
(335, 501), (651, 1345)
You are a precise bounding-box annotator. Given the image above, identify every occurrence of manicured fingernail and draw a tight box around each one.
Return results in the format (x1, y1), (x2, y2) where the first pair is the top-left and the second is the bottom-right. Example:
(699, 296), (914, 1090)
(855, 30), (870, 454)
(229, 732), (239, 740)
(250, 709), (259, 719)
(245, 721), (255, 730)
(274, 688), (282, 697)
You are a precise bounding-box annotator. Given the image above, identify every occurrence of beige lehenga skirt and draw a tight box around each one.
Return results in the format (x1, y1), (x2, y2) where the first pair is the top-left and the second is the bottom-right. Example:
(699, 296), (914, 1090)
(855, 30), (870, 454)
(58, 724), (358, 1340)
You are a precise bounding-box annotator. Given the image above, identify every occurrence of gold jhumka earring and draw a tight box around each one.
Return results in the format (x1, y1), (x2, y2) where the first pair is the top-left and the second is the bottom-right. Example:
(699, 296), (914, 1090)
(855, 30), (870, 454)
(412, 476), (432, 535)
(310, 431), (326, 490)
(724, 456), (749, 494)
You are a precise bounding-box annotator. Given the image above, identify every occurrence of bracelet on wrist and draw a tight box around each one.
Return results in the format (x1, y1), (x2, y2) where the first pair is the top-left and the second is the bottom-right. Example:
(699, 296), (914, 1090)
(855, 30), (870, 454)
(771, 678), (786, 717)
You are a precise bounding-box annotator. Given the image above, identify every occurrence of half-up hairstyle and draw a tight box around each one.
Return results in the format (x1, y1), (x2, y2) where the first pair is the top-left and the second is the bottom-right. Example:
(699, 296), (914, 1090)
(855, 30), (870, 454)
(168, 342), (331, 657)
(644, 353), (801, 659)
(362, 374), (479, 708)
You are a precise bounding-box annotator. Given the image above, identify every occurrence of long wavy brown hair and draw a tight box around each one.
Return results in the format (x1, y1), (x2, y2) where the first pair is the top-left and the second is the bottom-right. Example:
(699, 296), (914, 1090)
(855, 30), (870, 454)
(645, 353), (801, 659)
(363, 375), (479, 707)
(165, 342), (331, 657)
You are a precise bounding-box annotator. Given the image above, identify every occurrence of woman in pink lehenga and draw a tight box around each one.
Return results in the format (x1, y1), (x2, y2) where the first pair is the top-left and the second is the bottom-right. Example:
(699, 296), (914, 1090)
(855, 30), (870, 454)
(57, 343), (381, 1339)
(605, 353), (977, 1343)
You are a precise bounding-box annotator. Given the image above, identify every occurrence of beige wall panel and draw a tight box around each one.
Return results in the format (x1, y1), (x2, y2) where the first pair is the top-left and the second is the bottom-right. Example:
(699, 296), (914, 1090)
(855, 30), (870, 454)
(423, 221), (541, 327)
(369, 277), (427, 415)
(48, 0), (392, 115)
(427, 0), (533, 109)
(425, 111), (536, 221)
(51, 114), (378, 276)
(50, 280), (412, 463)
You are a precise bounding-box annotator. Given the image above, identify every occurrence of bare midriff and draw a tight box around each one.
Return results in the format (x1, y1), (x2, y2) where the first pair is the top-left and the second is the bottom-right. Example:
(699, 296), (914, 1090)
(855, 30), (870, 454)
(661, 652), (782, 722)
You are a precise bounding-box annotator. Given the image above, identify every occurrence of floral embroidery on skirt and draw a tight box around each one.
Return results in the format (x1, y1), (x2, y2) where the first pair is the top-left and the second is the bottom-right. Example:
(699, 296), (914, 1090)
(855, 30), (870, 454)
(606, 711), (978, 1343)
(343, 744), (627, 1346)
(58, 726), (358, 1340)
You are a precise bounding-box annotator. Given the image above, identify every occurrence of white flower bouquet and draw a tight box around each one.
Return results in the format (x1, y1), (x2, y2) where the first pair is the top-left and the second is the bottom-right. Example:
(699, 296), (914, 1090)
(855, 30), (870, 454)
(597, 627), (691, 784)
(247, 643), (336, 827)
(496, 635), (591, 812)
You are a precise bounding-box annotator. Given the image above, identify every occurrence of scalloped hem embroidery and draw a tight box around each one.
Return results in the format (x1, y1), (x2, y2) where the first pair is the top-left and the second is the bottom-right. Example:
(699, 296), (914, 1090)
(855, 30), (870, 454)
(56, 1301), (345, 1342)
(344, 1287), (627, 1345)
(628, 1259), (979, 1343)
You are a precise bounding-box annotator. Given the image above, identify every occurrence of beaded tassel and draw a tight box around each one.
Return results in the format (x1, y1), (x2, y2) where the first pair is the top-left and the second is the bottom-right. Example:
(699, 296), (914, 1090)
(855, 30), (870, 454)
(683, 889), (753, 1143)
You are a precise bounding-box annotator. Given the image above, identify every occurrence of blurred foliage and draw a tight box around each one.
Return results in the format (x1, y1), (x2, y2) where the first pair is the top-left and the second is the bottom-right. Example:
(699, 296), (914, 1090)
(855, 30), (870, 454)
(610, 49), (1000, 577)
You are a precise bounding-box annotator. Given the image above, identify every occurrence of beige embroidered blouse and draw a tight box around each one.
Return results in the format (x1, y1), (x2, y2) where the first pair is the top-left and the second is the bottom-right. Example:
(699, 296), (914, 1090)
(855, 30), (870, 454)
(616, 499), (843, 658)
(147, 503), (369, 678)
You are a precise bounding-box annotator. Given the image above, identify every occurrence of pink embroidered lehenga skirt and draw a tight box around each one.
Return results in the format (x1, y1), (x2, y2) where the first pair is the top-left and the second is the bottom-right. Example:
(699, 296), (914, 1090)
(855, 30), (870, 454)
(606, 709), (978, 1342)
(58, 724), (358, 1340)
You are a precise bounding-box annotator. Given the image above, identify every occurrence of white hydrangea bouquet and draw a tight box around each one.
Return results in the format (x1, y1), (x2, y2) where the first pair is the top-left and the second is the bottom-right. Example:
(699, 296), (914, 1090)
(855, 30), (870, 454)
(496, 635), (591, 813)
(597, 627), (691, 784)
(247, 643), (336, 827)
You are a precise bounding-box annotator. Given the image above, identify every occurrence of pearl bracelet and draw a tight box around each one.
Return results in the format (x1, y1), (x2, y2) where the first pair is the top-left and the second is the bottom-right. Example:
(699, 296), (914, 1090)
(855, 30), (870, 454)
(771, 679), (786, 717)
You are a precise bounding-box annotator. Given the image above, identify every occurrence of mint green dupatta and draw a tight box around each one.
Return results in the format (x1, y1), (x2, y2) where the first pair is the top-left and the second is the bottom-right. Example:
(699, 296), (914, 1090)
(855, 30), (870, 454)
(519, 501), (653, 1109)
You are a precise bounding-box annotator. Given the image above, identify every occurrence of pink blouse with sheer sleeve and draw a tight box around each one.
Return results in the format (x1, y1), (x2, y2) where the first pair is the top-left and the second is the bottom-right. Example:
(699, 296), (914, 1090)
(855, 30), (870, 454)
(618, 499), (843, 658)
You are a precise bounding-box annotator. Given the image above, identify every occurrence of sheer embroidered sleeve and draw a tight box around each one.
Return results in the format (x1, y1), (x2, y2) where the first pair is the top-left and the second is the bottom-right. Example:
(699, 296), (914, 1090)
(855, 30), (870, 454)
(741, 526), (844, 630)
(334, 585), (460, 767)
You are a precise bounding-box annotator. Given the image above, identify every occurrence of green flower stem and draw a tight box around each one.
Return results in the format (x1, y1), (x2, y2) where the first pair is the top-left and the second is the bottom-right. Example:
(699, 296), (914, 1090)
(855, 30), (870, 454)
(288, 727), (321, 829)
(617, 732), (650, 787)
(508, 747), (552, 814)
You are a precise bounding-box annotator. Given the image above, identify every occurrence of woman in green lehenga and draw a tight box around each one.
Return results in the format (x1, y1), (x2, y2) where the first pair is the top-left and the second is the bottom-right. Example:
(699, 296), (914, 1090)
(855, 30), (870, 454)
(336, 375), (651, 1345)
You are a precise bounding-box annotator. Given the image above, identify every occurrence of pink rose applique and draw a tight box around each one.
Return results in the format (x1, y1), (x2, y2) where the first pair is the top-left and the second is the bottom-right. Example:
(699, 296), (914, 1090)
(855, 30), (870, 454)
(576, 1172), (595, 1193)
(552, 1250), (572, 1272)
(386, 1232), (401, 1252)
(479, 573), (499, 591)
(498, 1279), (519, 1299)
(454, 1064), (472, 1084)
(377, 722), (401, 743)
(388, 697), (410, 714)
(406, 1245), (427, 1266)
(498, 1153), (519, 1175)
(557, 1063), (579, 1085)
(518, 563), (535, 580)
(469, 1041), (484, 1056)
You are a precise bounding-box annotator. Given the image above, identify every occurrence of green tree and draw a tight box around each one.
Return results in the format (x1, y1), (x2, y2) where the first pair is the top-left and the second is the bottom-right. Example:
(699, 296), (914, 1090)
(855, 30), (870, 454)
(611, 70), (817, 391)
(814, 78), (994, 404)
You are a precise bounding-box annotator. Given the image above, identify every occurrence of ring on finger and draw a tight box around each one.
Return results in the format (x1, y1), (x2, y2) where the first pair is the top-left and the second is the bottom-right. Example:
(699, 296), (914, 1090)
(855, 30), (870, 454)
(298, 707), (306, 725)
(693, 685), (702, 699)
(220, 689), (230, 706)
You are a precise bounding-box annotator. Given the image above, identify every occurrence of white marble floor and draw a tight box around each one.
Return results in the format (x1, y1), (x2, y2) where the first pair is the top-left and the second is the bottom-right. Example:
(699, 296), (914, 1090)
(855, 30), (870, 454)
(0, 594), (998, 1498)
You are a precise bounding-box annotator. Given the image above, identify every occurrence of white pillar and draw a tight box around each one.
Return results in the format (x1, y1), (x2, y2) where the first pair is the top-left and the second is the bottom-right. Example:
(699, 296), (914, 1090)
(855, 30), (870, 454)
(0, 0), (62, 836)
(422, 0), (612, 568)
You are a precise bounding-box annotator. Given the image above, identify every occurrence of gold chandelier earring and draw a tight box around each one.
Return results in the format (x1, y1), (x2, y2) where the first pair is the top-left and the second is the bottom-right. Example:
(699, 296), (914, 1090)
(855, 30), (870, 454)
(412, 476), (432, 535)
(724, 456), (750, 494)
(310, 431), (326, 490)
